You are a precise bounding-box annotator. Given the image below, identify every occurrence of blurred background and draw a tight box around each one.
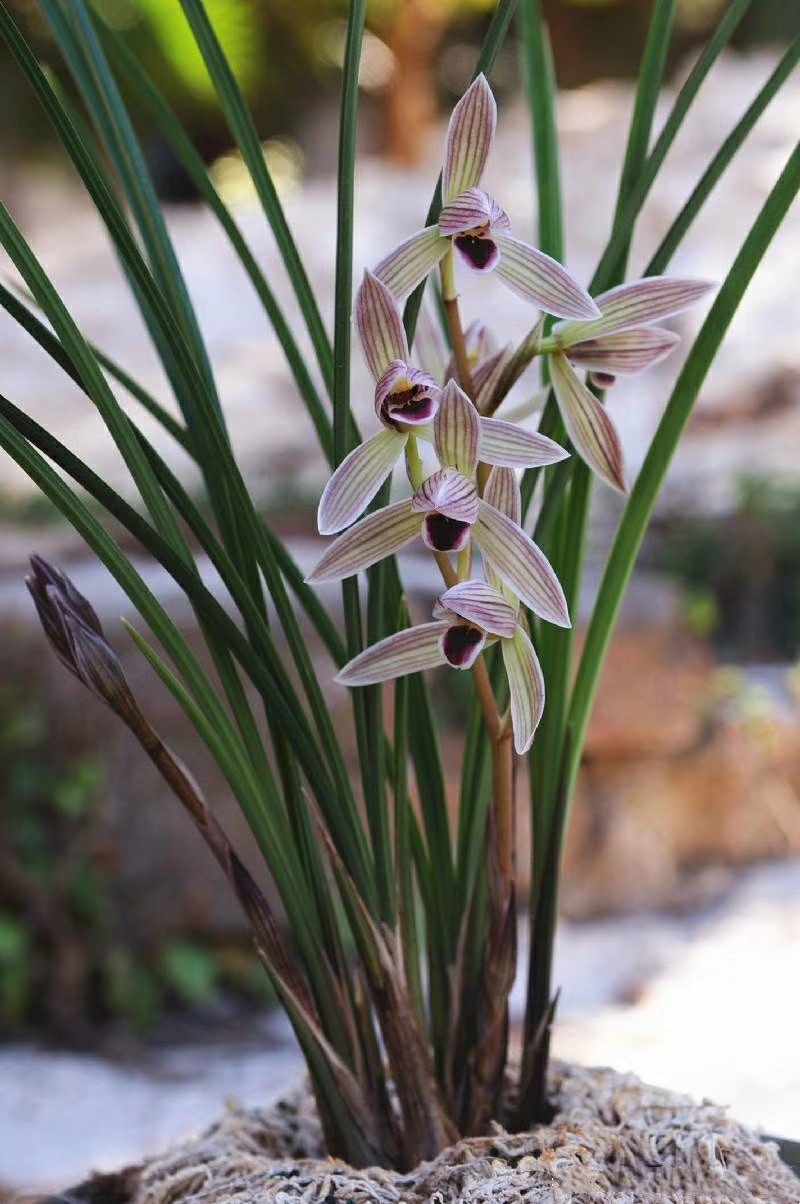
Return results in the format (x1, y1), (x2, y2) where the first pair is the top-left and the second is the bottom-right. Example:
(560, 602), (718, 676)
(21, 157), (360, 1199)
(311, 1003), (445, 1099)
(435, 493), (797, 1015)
(1, 0), (800, 1195)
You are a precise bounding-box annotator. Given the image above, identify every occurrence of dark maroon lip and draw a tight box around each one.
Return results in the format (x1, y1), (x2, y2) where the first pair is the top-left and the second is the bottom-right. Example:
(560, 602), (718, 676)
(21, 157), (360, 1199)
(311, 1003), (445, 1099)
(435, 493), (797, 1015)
(383, 384), (437, 426)
(454, 234), (497, 271)
(423, 514), (471, 553)
(442, 623), (484, 667)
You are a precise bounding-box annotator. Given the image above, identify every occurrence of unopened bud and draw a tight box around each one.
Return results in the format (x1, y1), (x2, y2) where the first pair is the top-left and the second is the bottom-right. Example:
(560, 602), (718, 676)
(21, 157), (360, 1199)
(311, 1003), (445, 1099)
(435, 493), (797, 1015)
(60, 609), (140, 723)
(27, 556), (140, 725)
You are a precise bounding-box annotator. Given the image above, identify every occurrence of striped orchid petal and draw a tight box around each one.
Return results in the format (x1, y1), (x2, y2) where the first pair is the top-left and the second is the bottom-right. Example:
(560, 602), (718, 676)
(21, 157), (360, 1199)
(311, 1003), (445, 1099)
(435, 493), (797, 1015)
(434, 380), (480, 475)
(482, 468), (521, 599)
(336, 622), (449, 686)
(494, 387), (549, 424)
(483, 466), (521, 526)
(501, 626), (545, 753)
(317, 428), (407, 535)
(306, 500), (420, 583)
(474, 501), (570, 627)
(479, 418), (568, 468)
(473, 344), (513, 411)
(566, 327), (680, 375)
(494, 234), (600, 319)
(464, 319), (497, 365)
(374, 226), (449, 301)
(355, 270), (409, 379)
(550, 352), (626, 493)
(439, 188), (509, 237)
(411, 468), (479, 523)
(442, 73), (497, 204)
(413, 303), (449, 383)
(444, 322), (501, 390)
(554, 277), (713, 344)
(436, 580), (518, 638)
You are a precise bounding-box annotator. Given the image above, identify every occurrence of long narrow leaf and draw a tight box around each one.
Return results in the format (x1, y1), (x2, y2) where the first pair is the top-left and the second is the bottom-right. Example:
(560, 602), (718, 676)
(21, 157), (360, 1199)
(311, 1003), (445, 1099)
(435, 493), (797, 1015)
(44, 0), (224, 425)
(608, 0), (677, 280)
(106, 32), (336, 465)
(646, 35), (800, 275)
(591, 0), (754, 292)
(569, 138), (800, 802)
(0, 279), (188, 450)
(178, 0), (334, 393)
(0, 204), (188, 557)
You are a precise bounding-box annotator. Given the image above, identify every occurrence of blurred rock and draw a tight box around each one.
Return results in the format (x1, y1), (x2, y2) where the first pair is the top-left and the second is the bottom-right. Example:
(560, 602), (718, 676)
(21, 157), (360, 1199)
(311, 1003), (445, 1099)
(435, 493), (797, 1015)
(561, 627), (800, 917)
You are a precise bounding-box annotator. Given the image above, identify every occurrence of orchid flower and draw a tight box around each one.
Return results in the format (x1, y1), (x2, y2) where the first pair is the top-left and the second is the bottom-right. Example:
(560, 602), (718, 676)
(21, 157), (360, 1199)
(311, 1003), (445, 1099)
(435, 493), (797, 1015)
(336, 577), (544, 754)
(335, 437), (550, 757)
(416, 309), (514, 415)
(537, 276), (714, 492)
(373, 75), (599, 321)
(317, 271), (443, 535)
(308, 383), (570, 628)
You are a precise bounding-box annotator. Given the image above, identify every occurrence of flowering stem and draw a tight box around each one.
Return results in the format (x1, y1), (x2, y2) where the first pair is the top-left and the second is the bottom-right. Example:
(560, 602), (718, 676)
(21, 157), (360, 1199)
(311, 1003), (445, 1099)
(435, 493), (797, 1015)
(432, 550), (459, 589)
(471, 655), (513, 879)
(440, 249), (475, 397)
(404, 434), (424, 489)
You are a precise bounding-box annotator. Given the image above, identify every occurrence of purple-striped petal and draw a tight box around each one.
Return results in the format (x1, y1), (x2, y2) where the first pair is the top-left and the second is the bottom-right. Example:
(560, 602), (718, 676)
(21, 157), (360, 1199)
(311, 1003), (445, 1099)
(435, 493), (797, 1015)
(483, 466), (521, 526)
(554, 277), (713, 343)
(464, 319), (498, 364)
(442, 74), (497, 203)
(436, 580), (518, 638)
(501, 626), (545, 753)
(434, 380), (480, 475)
(439, 188), (509, 237)
(479, 418), (569, 468)
(411, 468), (479, 523)
(336, 622), (449, 685)
(495, 388), (549, 424)
(317, 428), (407, 535)
(355, 270), (409, 379)
(306, 500), (420, 582)
(566, 327), (680, 374)
(482, 469), (522, 599)
(494, 234), (600, 319)
(473, 345), (513, 412)
(374, 226), (449, 301)
(413, 303), (449, 383)
(549, 352), (626, 493)
(474, 501), (570, 628)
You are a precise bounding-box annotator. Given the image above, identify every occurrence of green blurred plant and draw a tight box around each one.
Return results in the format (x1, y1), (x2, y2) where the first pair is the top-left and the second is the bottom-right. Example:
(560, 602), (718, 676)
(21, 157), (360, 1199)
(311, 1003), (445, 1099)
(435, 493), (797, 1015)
(0, 690), (272, 1036)
(652, 477), (800, 660)
(0, 0), (798, 1171)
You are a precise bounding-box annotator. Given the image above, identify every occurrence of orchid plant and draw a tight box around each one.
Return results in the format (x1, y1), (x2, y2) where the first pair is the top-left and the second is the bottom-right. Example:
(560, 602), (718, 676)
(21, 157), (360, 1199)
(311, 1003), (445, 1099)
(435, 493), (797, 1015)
(1, 0), (798, 1175)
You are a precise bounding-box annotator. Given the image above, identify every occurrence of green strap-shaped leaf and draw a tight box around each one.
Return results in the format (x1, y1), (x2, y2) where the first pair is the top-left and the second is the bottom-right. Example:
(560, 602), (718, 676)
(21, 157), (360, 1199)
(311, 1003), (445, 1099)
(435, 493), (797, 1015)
(43, 0), (225, 428)
(178, 0), (334, 394)
(106, 32), (336, 466)
(568, 136), (800, 802)
(591, 0), (755, 292)
(646, 34), (800, 276)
